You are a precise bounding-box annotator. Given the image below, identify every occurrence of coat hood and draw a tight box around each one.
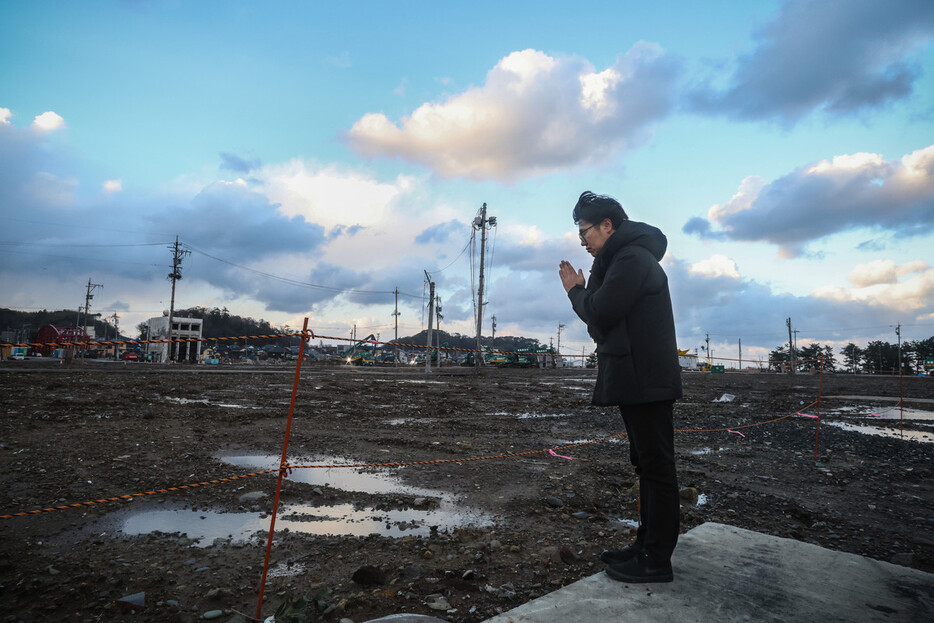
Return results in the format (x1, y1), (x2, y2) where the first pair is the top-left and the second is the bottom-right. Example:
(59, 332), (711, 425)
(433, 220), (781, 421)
(598, 220), (668, 263)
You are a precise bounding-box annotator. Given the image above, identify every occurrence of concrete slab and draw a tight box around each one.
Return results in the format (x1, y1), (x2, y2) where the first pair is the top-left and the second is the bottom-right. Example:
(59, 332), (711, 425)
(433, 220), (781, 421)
(484, 522), (933, 623)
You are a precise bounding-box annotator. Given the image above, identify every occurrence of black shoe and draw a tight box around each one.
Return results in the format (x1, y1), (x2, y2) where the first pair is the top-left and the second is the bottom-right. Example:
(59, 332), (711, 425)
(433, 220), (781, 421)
(599, 544), (643, 565)
(605, 552), (673, 583)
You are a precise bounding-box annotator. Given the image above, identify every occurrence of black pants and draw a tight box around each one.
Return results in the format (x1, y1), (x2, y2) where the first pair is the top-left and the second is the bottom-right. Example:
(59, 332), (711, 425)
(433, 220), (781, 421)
(620, 400), (679, 564)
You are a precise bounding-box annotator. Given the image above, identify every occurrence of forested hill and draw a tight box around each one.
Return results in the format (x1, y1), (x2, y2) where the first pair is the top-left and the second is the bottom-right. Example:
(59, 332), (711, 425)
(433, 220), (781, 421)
(0, 307), (292, 345)
(0, 308), (115, 339)
(391, 330), (544, 352)
(2, 307), (545, 349)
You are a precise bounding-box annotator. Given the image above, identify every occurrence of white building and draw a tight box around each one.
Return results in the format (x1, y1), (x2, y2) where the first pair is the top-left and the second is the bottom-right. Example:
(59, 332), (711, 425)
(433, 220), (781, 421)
(146, 315), (203, 363)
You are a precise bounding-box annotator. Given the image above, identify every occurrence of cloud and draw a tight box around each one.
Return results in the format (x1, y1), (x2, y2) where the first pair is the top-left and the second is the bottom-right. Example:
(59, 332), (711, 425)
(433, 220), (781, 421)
(220, 152), (262, 174)
(688, 255), (740, 279)
(157, 179), (327, 262)
(102, 179), (123, 193)
(346, 44), (681, 181)
(256, 159), (415, 230)
(31, 111), (66, 132)
(0, 108), (11, 124)
(393, 78), (408, 96)
(663, 254), (932, 354)
(684, 145), (934, 256)
(415, 220), (468, 244)
(324, 51), (351, 69)
(688, 0), (934, 124)
(811, 259), (934, 310)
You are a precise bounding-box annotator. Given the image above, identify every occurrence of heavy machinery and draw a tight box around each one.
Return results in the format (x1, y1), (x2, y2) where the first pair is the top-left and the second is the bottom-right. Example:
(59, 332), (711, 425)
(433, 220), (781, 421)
(346, 335), (378, 366)
(513, 346), (559, 367)
(678, 348), (701, 371)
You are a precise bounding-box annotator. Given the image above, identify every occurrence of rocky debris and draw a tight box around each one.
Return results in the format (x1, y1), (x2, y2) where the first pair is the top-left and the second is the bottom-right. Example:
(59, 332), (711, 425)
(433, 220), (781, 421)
(0, 365), (931, 623)
(680, 487), (700, 506)
(352, 565), (387, 586)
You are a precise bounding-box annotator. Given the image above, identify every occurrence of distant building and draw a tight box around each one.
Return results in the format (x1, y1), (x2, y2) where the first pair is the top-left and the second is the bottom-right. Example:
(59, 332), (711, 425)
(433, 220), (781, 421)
(33, 324), (90, 356)
(146, 316), (203, 363)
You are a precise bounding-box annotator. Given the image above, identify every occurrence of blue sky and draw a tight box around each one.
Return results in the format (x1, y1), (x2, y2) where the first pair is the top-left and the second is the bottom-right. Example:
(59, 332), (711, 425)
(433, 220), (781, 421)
(2, 0), (933, 364)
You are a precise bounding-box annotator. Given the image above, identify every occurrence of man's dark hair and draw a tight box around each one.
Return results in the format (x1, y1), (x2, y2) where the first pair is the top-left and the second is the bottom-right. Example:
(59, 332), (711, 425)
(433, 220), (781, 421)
(573, 191), (628, 227)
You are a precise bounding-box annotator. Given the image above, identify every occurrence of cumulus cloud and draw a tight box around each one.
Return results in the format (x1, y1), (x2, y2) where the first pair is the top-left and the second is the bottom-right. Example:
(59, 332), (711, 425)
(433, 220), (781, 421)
(0, 108), (11, 125)
(346, 44), (680, 181)
(812, 259), (934, 310)
(688, 0), (934, 124)
(257, 159), (415, 230)
(683, 145), (934, 256)
(102, 179), (123, 193)
(31, 111), (66, 132)
(662, 254), (932, 356)
(157, 179), (327, 263)
(688, 255), (741, 279)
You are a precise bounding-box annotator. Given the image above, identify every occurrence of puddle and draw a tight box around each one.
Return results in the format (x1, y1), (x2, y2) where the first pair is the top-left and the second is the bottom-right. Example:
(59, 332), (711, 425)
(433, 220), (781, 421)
(385, 418), (437, 426)
(688, 447), (727, 455)
(163, 396), (259, 409)
(516, 412), (572, 419)
(117, 454), (493, 545)
(855, 407), (934, 421)
(822, 421), (934, 444)
(806, 404), (934, 443)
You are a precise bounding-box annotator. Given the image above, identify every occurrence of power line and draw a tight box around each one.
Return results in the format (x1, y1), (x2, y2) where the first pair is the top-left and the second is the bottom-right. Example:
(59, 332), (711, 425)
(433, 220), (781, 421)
(0, 241), (169, 248)
(0, 248), (165, 268)
(431, 234), (473, 273)
(182, 242), (422, 299)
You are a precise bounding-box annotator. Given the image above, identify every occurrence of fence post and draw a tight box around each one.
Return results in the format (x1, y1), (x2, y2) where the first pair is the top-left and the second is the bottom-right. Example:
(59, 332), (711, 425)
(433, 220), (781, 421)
(255, 317), (309, 620)
(813, 355), (824, 459)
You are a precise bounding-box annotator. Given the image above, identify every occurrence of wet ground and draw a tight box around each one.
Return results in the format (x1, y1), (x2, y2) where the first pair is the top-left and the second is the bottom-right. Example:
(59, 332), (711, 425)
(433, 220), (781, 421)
(1, 362), (932, 622)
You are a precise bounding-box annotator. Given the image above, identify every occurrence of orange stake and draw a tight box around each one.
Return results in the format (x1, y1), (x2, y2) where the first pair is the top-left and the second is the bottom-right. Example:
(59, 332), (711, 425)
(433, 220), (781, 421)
(813, 355), (823, 459)
(255, 317), (309, 620)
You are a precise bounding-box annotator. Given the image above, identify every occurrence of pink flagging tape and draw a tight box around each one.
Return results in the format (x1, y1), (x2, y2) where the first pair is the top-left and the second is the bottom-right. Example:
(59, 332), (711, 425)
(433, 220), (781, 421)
(727, 429), (746, 438)
(548, 449), (575, 460)
(797, 412), (819, 419)
(870, 413), (884, 418)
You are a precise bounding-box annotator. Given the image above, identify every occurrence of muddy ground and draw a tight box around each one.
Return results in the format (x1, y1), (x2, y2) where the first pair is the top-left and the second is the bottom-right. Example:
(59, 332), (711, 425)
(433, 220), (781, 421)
(1, 361), (932, 623)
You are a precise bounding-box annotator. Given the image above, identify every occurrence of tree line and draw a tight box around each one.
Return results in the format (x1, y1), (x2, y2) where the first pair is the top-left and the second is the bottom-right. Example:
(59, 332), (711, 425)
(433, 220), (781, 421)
(768, 337), (934, 374)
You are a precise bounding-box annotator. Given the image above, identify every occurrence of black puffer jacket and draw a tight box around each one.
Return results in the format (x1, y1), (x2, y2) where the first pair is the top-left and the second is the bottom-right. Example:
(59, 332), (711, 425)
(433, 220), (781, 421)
(567, 221), (682, 406)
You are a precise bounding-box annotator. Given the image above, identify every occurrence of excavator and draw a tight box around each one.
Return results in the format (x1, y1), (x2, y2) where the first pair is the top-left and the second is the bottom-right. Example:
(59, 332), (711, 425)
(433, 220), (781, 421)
(346, 334), (378, 366)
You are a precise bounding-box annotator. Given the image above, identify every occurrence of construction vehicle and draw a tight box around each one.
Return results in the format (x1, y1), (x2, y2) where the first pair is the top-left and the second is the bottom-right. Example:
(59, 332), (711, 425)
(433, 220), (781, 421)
(513, 346), (559, 367)
(346, 335), (378, 366)
(678, 348), (701, 371)
(414, 342), (454, 365)
(484, 347), (512, 366)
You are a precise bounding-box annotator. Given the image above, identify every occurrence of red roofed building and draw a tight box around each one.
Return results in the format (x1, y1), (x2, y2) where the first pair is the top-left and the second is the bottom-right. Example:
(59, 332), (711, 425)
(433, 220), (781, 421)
(33, 324), (90, 356)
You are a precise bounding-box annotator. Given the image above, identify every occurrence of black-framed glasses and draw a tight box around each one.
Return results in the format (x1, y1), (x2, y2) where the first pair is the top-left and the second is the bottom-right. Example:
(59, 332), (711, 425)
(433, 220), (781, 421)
(578, 224), (596, 242)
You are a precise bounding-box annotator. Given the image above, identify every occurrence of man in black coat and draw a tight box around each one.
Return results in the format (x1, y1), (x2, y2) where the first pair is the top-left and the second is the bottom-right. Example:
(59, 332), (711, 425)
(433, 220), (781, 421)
(559, 191), (682, 583)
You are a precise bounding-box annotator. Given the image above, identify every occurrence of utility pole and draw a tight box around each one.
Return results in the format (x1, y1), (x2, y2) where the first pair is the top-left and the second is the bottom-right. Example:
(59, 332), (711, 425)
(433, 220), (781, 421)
(793, 329), (800, 370)
(738, 338), (742, 371)
(435, 296), (443, 368)
(392, 287), (400, 366)
(167, 237), (190, 363)
(705, 332), (711, 365)
(557, 323), (565, 369)
(110, 312), (120, 360)
(81, 278), (103, 360)
(473, 203), (496, 371)
(786, 317), (795, 375)
(896, 322), (902, 375)
(424, 271), (434, 373)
